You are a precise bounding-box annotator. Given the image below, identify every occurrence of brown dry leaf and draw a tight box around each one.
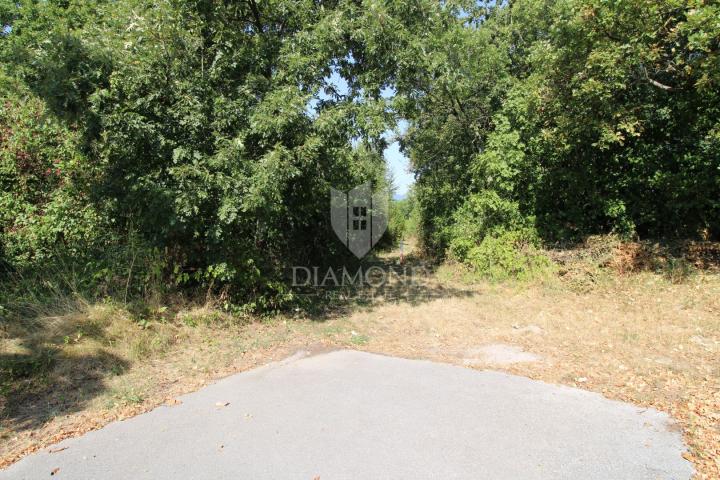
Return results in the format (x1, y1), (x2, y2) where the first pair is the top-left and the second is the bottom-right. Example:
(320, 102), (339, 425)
(51, 467), (60, 475)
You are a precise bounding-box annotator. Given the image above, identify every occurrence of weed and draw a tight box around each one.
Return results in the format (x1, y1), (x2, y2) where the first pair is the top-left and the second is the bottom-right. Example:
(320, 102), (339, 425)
(349, 333), (370, 345)
(111, 387), (144, 406)
(663, 258), (696, 284)
(182, 316), (199, 328)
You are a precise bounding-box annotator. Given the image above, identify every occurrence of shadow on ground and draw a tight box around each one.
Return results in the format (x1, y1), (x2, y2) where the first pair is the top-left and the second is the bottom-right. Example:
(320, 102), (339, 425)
(292, 247), (476, 320)
(1, 326), (129, 433)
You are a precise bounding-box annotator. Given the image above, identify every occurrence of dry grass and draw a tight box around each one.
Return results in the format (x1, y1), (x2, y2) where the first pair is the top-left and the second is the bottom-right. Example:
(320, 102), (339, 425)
(1, 246), (719, 478)
(336, 271), (720, 479)
(0, 302), (329, 466)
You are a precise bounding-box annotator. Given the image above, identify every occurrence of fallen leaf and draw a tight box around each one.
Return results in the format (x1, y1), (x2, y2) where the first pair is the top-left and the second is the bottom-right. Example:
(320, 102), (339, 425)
(48, 447), (68, 454)
(51, 467), (60, 476)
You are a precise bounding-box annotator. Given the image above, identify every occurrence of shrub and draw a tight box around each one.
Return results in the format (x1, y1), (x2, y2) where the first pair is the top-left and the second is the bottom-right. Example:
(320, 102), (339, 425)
(445, 191), (553, 281)
(447, 190), (527, 261)
(464, 229), (554, 282)
(0, 74), (108, 271)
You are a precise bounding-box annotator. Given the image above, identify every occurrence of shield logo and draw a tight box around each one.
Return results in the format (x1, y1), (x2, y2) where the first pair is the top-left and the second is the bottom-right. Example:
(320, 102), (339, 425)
(331, 183), (388, 258)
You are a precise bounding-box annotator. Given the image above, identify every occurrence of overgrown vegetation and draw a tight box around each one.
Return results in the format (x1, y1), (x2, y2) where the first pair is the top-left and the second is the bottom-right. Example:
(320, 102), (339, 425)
(2, 0), (718, 302)
(1, 0), (400, 315)
(390, 0), (720, 275)
(1, 1), (718, 476)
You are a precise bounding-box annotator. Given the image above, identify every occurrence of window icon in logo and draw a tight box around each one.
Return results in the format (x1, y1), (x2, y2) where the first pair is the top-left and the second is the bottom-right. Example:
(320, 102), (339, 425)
(352, 206), (367, 231)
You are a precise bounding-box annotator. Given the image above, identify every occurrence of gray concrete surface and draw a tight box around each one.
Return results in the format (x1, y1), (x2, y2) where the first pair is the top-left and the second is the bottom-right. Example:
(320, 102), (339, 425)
(1, 350), (693, 479)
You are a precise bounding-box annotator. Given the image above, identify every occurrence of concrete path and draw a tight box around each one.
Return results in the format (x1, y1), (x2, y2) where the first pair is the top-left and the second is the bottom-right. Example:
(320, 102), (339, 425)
(2, 350), (693, 479)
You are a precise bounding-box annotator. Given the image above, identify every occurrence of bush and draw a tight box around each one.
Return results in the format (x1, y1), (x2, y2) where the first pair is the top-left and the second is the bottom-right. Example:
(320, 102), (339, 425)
(464, 229), (554, 282)
(0, 74), (108, 271)
(447, 190), (527, 260)
(444, 191), (553, 281)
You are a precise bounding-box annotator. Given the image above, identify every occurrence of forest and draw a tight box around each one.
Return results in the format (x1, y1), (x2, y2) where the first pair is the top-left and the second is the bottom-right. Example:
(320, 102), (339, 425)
(1, 0), (718, 311)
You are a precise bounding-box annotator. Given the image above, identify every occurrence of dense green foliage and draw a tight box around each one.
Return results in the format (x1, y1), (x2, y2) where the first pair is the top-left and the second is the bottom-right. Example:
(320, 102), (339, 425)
(387, 192), (420, 244)
(1, 0), (718, 300)
(391, 0), (720, 265)
(1, 0), (395, 309)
